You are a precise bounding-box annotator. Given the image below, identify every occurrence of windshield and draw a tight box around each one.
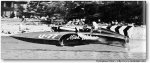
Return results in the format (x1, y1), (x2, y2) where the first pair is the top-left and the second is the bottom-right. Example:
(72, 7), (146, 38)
(65, 21), (85, 26)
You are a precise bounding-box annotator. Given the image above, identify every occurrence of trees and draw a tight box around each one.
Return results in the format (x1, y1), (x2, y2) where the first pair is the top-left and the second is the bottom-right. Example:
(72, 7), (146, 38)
(26, 1), (66, 17)
(26, 1), (145, 25)
(97, 1), (145, 25)
(16, 4), (25, 18)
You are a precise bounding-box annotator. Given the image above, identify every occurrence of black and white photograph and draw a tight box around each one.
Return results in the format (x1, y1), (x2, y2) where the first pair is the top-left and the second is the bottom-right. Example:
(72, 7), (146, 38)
(1, 0), (146, 62)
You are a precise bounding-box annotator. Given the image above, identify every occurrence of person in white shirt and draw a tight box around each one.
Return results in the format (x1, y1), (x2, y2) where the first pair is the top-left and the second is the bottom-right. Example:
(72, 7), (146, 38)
(77, 21), (99, 40)
(92, 21), (98, 30)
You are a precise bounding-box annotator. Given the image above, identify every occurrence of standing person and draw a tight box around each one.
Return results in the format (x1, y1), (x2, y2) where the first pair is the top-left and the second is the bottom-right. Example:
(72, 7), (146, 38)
(115, 20), (118, 25)
(78, 21), (99, 40)
(92, 21), (98, 30)
(90, 21), (101, 35)
(98, 19), (102, 32)
(21, 15), (26, 22)
(111, 21), (115, 25)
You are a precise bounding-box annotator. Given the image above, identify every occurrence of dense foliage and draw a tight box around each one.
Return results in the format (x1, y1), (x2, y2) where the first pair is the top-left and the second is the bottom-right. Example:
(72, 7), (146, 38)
(26, 1), (146, 25)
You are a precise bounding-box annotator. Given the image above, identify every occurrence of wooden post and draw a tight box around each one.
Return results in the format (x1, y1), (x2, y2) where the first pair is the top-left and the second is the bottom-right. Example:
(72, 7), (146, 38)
(11, 2), (14, 8)
(4, 2), (6, 7)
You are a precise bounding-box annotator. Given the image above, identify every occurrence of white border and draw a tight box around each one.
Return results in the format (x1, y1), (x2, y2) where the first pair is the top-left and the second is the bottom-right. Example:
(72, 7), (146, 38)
(0, 0), (147, 1)
(0, 0), (149, 63)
